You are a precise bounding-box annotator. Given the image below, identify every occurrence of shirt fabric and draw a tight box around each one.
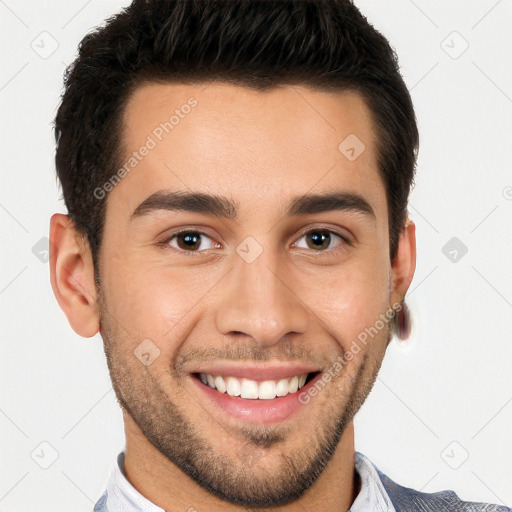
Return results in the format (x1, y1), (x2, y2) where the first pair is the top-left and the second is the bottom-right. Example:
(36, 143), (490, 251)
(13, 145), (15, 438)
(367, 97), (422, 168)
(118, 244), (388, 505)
(93, 450), (511, 512)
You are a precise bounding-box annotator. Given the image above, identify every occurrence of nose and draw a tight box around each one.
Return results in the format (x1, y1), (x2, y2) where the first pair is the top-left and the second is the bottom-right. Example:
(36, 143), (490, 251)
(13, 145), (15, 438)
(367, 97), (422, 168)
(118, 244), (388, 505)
(215, 248), (309, 348)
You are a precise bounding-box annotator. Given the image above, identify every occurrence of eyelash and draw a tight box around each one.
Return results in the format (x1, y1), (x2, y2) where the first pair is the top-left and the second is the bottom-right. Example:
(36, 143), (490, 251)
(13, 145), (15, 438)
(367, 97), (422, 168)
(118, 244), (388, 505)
(158, 227), (353, 256)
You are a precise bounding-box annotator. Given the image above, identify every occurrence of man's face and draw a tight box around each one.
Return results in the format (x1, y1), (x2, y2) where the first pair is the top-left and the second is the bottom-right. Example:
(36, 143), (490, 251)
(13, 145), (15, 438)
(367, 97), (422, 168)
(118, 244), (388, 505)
(97, 83), (396, 505)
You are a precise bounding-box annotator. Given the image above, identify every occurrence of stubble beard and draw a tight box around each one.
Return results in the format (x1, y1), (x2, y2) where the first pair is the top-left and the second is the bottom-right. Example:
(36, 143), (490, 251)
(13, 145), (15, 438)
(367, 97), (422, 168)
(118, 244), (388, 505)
(97, 291), (388, 507)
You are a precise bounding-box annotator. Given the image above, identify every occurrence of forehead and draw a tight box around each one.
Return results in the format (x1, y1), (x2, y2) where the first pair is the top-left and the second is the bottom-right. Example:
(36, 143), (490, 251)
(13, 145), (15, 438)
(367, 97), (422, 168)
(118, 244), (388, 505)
(111, 81), (386, 224)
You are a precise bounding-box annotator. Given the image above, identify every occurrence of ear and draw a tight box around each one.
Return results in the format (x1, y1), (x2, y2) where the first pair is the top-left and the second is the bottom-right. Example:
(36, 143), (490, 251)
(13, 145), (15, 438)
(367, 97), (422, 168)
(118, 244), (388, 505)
(49, 213), (100, 338)
(390, 217), (416, 305)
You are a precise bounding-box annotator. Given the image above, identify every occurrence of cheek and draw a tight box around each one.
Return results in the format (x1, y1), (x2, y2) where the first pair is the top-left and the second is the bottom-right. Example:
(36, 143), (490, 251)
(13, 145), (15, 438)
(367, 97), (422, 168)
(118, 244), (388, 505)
(301, 255), (390, 356)
(100, 253), (209, 351)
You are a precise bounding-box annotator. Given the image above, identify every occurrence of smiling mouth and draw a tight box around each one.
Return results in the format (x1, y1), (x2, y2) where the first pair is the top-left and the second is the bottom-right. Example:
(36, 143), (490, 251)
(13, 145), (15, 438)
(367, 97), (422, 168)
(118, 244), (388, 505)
(191, 371), (321, 400)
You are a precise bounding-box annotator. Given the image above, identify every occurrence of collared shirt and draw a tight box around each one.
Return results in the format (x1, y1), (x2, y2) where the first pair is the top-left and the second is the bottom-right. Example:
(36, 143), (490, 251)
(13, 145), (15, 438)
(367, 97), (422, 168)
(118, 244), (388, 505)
(93, 450), (511, 512)
(93, 451), (392, 512)
(93, 451), (164, 512)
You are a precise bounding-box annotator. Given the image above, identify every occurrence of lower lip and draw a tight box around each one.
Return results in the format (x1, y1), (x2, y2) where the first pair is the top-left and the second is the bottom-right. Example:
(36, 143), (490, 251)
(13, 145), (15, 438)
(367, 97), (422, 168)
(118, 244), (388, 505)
(190, 373), (322, 424)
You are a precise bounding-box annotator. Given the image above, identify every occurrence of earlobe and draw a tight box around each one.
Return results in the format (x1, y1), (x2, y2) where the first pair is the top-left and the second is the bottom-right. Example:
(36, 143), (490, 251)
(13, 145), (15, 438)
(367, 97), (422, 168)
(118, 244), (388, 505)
(49, 213), (100, 338)
(390, 218), (417, 305)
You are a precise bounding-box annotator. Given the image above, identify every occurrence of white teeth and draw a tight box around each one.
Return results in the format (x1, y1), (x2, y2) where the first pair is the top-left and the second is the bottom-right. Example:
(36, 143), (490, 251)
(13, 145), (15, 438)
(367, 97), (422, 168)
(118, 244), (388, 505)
(199, 372), (311, 399)
(214, 375), (226, 393)
(226, 376), (241, 396)
(206, 374), (216, 388)
(288, 375), (299, 393)
(240, 379), (259, 399)
(258, 380), (276, 400)
(276, 378), (289, 397)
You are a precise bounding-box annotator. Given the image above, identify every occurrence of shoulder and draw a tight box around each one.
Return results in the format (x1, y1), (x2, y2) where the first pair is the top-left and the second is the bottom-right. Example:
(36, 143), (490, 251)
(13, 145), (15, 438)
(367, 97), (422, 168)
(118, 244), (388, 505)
(376, 466), (512, 512)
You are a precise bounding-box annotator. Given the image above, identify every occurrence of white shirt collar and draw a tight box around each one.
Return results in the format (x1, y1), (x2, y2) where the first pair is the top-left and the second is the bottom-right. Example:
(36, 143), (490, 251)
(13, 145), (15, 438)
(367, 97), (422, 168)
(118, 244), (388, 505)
(100, 450), (394, 511)
(103, 451), (164, 511)
(351, 452), (397, 511)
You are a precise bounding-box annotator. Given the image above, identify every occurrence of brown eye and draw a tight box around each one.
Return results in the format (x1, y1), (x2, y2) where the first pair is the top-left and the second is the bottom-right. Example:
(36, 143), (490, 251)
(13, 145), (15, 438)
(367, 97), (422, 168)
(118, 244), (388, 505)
(168, 231), (216, 252)
(295, 229), (349, 252)
(306, 230), (332, 250)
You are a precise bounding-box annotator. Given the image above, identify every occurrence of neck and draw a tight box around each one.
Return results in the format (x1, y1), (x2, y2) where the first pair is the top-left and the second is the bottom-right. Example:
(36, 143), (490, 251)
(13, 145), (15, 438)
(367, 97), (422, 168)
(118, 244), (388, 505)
(123, 412), (359, 512)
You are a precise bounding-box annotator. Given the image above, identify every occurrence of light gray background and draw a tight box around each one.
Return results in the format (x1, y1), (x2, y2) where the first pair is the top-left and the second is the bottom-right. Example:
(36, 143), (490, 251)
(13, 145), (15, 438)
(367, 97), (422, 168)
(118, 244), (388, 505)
(1, 1), (511, 510)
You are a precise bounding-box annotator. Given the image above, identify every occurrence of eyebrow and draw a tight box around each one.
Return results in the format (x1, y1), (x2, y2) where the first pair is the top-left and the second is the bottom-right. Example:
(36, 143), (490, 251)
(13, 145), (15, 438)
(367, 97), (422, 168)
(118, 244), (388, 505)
(130, 190), (376, 222)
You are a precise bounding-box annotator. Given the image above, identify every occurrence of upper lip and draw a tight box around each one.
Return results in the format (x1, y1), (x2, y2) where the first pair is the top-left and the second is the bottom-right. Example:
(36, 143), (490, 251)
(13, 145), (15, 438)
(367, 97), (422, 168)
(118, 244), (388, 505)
(190, 363), (321, 382)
